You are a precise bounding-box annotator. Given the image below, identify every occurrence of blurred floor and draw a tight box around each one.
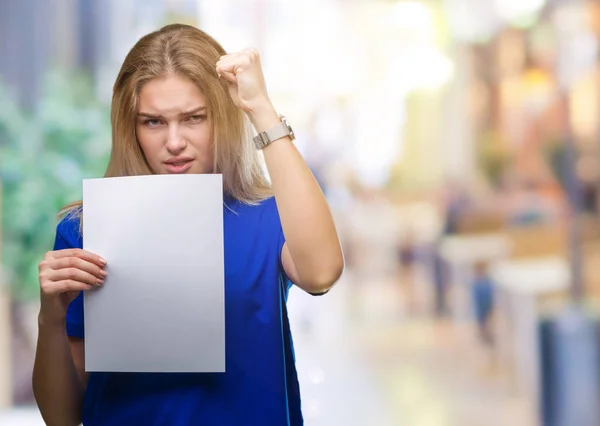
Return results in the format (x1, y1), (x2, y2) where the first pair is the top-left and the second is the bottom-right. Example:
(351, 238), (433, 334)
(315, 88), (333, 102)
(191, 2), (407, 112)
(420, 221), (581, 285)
(0, 270), (532, 426)
(0, 407), (44, 425)
(288, 267), (533, 426)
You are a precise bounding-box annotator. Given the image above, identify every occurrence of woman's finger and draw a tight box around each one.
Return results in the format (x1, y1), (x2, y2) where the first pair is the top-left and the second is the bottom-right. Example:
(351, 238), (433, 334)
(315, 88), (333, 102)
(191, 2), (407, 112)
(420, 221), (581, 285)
(49, 267), (103, 287)
(48, 257), (107, 279)
(48, 280), (96, 295)
(217, 71), (237, 84)
(49, 248), (107, 268)
(216, 55), (248, 76)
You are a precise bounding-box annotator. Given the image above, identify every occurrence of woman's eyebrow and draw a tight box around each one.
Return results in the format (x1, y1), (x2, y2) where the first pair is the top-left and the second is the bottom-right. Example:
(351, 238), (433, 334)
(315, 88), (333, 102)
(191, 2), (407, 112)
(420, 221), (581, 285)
(137, 106), (207, 119)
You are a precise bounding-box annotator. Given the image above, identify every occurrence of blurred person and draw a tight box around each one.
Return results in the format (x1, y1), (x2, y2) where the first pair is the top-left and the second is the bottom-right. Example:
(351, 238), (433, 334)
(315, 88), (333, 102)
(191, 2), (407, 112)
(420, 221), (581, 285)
(396, 229), (418, 315)
(441, 180), (470, 235)
(471, 261), (494, 346)
(430, 182), (470, 318)
(431, 247), (449, 317)
(32, 24), (344, 426)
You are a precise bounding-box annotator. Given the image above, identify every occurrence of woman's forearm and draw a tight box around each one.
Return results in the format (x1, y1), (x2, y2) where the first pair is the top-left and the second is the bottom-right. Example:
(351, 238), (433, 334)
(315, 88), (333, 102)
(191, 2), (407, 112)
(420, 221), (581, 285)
(33, 318), (85, 426)
(249, 104), (344, 292)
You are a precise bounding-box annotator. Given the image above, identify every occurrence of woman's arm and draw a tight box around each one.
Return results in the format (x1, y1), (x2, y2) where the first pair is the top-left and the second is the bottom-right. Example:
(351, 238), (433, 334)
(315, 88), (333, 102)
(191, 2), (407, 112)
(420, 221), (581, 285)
(33, 319), (86, 426)
(33, 247), (105, 425)
(216, 49), (344, 294)
(250, 105), (344, 293)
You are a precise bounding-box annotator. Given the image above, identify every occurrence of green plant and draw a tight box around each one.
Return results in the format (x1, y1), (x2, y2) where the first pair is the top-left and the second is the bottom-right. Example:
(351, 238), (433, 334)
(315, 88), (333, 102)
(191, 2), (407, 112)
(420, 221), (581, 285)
(1, 70), (111, 300)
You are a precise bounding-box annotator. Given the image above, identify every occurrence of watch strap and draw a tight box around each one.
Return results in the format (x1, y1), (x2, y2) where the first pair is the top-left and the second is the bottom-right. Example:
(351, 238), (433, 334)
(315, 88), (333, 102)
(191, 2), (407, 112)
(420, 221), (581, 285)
(253, 116), (295, 149)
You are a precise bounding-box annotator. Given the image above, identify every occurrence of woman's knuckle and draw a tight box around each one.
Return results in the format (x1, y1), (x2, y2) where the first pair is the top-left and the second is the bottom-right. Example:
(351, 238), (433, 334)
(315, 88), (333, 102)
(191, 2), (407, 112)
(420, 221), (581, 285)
(67, 268), (78, 280)
(40, 282), (52, 294)
(240, 55), (251, 65)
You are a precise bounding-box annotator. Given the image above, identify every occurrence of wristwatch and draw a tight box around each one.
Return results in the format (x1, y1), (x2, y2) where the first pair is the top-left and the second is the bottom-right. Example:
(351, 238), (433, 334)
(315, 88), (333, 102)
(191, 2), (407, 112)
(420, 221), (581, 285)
(253, 115), (295, 149)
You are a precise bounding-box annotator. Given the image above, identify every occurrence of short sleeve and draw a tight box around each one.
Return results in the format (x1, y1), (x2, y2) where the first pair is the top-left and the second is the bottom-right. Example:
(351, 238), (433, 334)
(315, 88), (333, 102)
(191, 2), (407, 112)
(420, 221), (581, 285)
(53, 217), (85, 339)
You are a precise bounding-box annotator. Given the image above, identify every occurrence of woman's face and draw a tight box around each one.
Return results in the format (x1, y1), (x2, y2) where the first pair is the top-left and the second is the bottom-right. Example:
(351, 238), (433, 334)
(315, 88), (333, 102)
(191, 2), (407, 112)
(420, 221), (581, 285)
(136, 74), (214, 174)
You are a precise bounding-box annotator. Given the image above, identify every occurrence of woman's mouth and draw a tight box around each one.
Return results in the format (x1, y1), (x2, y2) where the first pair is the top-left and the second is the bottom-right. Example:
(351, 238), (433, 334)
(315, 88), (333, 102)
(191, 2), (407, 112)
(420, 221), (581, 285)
(164, 158), (194, 174)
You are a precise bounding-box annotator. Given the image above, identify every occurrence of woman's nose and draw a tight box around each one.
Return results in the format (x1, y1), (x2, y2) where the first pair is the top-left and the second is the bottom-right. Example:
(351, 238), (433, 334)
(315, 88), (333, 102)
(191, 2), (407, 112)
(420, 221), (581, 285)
(166, 125), (187, 154)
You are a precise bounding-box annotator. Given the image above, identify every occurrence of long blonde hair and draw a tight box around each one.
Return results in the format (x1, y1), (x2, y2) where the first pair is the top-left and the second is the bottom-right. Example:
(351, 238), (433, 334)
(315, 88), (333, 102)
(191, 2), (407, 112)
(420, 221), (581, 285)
(61, 23), (272, 218)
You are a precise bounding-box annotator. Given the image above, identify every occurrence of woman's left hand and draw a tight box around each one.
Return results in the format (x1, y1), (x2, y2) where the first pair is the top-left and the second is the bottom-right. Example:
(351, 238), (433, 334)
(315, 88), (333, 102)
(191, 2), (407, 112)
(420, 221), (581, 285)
(216, 49), (272, 113)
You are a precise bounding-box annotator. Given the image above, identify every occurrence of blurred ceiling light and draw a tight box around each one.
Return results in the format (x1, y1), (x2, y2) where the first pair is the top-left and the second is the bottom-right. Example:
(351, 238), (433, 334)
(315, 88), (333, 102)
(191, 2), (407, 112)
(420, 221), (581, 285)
(552, 4), (598, 90)
(354, 90), (404, 188)
(494, 0), (547, 27)
(443, 0), (502, 43)
(383, 1), (433, 31)
(198, 0), (363, 97)
(552, 2), (588, 33)
(393, 47), (454, 92)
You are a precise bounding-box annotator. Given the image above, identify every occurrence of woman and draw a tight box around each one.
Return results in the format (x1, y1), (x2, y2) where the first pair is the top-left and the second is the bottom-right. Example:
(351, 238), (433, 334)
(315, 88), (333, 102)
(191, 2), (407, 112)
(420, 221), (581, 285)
(32, 23), (343, 426)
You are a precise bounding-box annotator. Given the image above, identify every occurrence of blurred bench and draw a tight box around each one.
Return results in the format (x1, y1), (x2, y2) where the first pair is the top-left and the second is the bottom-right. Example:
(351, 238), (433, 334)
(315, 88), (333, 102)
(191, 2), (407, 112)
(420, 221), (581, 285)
(491, 224), (571, 424)
(439, 233), (510, 322)
(455, 211), (506, 235)
(491, 257), (569, 422)
(443, 210), (600, 423)
(438, 211), (510, 321)
(581, 216), (600, 302)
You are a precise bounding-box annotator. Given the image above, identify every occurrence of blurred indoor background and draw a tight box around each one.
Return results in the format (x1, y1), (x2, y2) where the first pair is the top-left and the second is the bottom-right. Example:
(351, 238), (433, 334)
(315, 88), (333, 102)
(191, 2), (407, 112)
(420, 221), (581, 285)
(1, 0), (600, 425)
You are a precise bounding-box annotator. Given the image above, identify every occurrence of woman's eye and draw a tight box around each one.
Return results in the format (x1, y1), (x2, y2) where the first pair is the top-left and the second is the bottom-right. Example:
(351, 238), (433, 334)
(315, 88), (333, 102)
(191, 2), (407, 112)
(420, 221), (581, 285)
(188, 115), (206, 123)
(144, 119), (162, 127)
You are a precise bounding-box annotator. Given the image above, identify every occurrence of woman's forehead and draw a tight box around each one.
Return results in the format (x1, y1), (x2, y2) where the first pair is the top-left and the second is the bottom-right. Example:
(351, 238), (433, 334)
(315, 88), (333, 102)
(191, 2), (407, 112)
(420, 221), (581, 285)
(138, 75), (206, 114)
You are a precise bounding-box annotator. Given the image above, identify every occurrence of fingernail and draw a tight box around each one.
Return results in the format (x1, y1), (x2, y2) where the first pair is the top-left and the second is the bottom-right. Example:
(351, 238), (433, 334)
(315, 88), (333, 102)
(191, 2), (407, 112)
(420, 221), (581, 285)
(99, 270), (108, 277)
(99, 257), (107, 265)
(97, 278), (104, 285)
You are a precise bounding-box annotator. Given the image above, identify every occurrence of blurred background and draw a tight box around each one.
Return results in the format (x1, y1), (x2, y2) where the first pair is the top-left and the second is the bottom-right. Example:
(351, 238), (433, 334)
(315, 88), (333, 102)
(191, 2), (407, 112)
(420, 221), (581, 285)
(1, 0), (600, 425)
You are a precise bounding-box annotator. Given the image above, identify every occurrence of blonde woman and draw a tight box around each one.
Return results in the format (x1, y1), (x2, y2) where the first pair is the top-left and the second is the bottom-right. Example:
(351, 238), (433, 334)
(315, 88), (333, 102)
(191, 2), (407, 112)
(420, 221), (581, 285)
(33, 24), (343, 426)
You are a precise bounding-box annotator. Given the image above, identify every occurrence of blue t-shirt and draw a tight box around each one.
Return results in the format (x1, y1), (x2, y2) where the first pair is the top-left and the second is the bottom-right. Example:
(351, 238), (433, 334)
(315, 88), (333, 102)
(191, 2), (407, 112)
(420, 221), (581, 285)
(54, 196), (303, 425)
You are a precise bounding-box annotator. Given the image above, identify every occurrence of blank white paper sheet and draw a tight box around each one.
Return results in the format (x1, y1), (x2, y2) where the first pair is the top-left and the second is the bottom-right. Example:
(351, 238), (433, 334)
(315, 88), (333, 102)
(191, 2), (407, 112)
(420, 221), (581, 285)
(82, 174), (225, 373)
